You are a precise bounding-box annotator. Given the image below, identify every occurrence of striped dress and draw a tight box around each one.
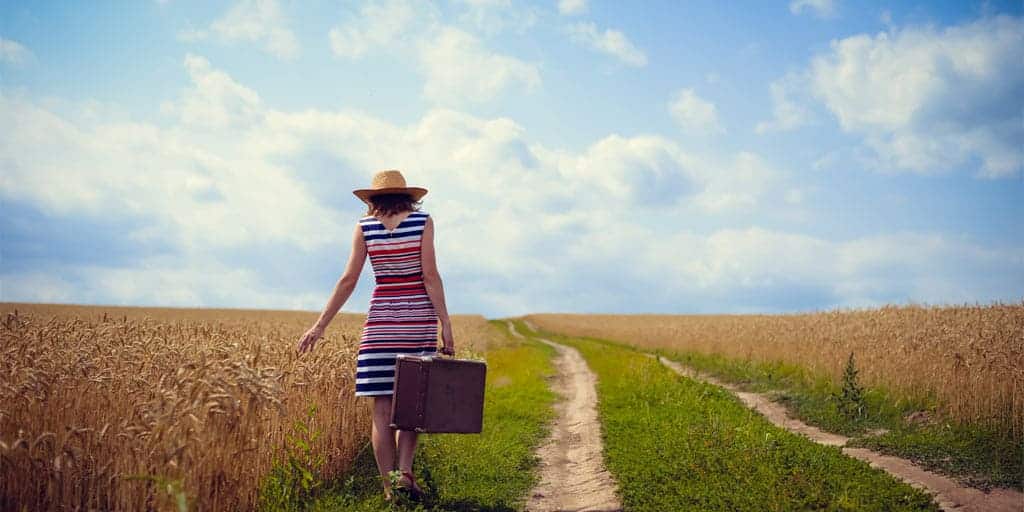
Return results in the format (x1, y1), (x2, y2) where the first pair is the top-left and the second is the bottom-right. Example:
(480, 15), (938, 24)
(354, 210), (439, 397)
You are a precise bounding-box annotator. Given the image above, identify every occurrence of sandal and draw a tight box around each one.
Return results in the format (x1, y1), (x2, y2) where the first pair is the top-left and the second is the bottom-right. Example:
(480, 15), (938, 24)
(395, 470), (426, 501)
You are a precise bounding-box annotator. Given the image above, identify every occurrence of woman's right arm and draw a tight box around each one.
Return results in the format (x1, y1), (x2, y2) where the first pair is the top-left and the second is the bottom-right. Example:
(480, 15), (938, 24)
(420, 215), (455, 355)
(297, 222), (367, 353)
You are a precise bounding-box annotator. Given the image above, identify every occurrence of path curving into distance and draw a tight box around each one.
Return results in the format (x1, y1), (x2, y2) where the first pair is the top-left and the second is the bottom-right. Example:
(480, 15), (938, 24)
(654, 354), (1024, 512)
(506, 321), (623, 512)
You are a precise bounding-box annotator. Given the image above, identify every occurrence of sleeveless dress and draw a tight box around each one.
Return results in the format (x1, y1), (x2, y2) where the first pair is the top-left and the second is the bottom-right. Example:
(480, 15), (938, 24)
(354, 210), (439, 397)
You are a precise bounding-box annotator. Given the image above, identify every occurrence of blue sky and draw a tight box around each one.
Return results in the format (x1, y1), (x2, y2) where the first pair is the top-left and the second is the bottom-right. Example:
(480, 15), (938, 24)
(1, 0), (1022, 317)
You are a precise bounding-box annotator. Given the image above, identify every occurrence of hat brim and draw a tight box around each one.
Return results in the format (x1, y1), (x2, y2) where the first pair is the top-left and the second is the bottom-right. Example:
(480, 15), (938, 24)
(352, 186), (428, 203)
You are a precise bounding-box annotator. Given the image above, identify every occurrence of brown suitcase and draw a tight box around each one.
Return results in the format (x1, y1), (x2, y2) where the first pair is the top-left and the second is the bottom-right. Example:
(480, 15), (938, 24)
(389, 354), (487, 433)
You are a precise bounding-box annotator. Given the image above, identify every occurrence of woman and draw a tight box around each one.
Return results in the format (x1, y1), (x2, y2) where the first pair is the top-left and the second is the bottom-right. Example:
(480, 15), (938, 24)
(296, 169), (455, 502)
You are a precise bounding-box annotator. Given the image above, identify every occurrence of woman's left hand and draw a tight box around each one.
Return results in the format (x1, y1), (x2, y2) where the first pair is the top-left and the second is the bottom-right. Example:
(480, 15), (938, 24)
(297, 325), (325, 353)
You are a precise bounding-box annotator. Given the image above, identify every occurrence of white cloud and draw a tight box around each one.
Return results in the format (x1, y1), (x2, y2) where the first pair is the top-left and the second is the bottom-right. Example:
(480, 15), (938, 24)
(416, 26), (541, 104)
(162, 53), (263, 129)
(755, 70), (817, 134)
(326, 1), (539, 106)
(810, 15), (1024, 178)
(197, 0), (300, 59)
(0, 36), (32, 64)
(566, 21), (647, 67)
(690, 151), (780, 214)
(453, 0), (539, 36)
(328, 0), (434, 59)
(558, 0), (587, 16)
(573, 223), (1024, 313)
(789, 0), (837, 19)
(668, 88), (725, 134)
(0, 59), (340, 255)
(831, 232), (1024, 305)
(761, 14), (1023, 178)
(568, 134), (699, 206)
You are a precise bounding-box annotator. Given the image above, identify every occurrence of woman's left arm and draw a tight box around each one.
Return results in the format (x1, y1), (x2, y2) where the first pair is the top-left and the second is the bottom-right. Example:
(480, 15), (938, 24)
(298, 222), (367, 353)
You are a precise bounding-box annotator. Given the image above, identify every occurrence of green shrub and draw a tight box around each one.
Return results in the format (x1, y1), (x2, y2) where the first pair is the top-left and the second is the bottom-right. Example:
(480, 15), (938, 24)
(835, 352), (866, 424)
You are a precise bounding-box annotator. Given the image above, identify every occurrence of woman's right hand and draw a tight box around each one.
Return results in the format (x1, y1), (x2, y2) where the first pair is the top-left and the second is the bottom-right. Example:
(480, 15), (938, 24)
(297, 325), (324, 353)
(440, 325), (455, 357)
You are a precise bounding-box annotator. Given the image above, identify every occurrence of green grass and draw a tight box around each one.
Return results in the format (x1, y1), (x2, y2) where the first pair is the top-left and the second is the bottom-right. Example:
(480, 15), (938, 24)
(514, 320), (939, 512)
(652, 348), (1023, 491)
(274, 320), (558, 511)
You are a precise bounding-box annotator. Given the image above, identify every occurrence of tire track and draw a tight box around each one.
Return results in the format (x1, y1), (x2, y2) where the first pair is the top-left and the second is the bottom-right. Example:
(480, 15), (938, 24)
(507, 321), (623, 512)
(654, 354), (1023, 512)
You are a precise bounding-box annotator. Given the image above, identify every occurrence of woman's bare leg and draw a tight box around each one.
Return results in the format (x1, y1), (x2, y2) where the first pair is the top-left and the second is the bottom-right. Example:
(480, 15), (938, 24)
(371, 396), (397, 492)
(396, 429), (419, 473)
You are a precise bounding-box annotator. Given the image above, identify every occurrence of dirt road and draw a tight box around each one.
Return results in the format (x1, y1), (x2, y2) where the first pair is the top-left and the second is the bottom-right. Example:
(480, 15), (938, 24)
(507, 321), (623, 512)
(656, 355), (1024, 512)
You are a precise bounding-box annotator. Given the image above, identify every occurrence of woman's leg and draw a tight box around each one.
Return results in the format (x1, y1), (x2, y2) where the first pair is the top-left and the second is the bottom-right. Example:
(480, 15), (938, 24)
(371, 396), (397, 491)
(396, 429), (419, 474)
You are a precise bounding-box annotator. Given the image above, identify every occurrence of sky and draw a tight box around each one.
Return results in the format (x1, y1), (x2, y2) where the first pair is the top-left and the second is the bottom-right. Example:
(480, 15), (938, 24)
(1, 0), (1022, 318)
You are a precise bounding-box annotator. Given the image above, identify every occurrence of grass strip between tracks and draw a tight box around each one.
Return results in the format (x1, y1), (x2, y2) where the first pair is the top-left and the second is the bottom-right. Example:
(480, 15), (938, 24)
(513, 320), (940, 512)
(283, 320), (557, 511)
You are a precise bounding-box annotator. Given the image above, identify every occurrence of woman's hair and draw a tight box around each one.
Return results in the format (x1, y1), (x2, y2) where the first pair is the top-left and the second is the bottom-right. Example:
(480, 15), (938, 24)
(365, 192), (422, 216)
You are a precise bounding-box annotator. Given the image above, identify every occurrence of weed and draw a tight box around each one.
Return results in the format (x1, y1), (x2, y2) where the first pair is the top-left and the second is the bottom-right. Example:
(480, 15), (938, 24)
(259, 403), (326, 511)
(835, 351), (866, 423)
(123, 474), (190, 512)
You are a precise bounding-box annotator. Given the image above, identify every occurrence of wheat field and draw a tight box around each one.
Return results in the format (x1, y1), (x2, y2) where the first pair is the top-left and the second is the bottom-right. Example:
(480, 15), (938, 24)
(525, 302), (1024, 442)
(0, 303), (501, 511)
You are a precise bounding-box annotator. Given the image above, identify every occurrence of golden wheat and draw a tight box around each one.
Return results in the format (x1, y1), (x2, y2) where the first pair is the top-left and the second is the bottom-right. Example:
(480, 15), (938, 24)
(0, 303), (501, 511)
(526, 302), (1024, 441)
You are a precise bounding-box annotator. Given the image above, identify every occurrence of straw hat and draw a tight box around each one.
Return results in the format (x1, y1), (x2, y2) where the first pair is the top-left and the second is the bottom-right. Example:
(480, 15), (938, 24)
(352, 169), (428, 204)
